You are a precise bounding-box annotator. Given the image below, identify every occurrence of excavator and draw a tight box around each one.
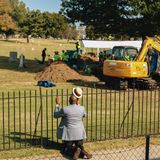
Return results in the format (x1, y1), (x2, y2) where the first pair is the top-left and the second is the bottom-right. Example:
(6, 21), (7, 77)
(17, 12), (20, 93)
(103, 35), (160, 89)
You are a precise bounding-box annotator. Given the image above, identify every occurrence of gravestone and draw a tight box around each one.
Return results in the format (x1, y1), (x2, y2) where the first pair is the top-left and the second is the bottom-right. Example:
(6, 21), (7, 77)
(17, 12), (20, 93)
(9, 52), (18, 62)
(19, 54), (25, 68)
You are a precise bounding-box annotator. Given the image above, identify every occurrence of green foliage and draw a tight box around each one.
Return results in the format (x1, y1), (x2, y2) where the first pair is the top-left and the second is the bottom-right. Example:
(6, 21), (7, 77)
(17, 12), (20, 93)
(10, 0), (26, 25)
(127, 0), (160, 37)
(20, 10), (45, 42)
(61, 0), (128, 35)
(42, 12), (68, 38)
(20, 10), (69, 42)
(61, 0), (160, 38)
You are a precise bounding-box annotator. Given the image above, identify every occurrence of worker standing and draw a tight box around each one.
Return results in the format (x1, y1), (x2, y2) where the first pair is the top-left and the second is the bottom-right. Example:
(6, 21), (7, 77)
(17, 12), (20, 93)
(76, 41), (81, 55)
(72, 51), (79, 60)
(41, 48), (47, 64)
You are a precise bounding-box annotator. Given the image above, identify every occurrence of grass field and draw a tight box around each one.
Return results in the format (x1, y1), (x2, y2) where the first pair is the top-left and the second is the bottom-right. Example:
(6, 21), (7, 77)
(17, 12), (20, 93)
(0, 38), (77, 91)
(0, 88), (160, 151)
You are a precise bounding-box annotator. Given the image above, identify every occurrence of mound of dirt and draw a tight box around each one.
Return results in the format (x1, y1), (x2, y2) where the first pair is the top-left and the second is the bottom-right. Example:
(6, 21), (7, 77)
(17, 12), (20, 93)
(35, 61), (99, 83)
(79, 54), (98, 62)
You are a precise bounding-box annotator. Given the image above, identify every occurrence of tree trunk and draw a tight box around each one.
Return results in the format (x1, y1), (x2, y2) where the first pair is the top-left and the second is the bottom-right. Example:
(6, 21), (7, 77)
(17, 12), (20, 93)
(45, 35), (48, 39)
(5, 33), (9, 41)
(27, 36), (29, 43)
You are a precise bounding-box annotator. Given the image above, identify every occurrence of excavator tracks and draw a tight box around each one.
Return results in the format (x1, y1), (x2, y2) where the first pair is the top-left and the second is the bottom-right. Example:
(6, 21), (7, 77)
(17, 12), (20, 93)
(135, 78), (157, 90)
(105, 77), (158, 90)
(105, 77), (128, 90)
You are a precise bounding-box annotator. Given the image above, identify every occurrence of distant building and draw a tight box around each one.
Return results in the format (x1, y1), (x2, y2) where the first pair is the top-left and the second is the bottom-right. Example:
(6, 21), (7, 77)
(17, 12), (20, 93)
(76, 26), (86, 39)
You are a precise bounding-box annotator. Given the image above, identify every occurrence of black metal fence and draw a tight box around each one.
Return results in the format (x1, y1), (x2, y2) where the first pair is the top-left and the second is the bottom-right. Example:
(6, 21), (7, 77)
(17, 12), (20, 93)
(0, 87), (160, 159)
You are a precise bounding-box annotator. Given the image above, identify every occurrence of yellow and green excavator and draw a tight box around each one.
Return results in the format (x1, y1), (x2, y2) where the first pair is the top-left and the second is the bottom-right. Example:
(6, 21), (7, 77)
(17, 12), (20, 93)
(103, 35), (160, 89)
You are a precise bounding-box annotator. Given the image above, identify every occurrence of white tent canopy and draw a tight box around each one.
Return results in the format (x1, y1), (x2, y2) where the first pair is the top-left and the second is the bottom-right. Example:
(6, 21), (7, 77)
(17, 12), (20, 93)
(81, 40), (142, 53)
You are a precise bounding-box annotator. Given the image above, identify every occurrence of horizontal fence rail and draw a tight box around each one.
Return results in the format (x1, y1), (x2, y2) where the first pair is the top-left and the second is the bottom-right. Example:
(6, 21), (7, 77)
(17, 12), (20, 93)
(0, 87), (160, 151)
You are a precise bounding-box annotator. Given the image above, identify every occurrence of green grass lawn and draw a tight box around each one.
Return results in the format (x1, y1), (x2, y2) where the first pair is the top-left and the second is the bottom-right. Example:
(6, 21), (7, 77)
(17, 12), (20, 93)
(0, 88), (159, 151)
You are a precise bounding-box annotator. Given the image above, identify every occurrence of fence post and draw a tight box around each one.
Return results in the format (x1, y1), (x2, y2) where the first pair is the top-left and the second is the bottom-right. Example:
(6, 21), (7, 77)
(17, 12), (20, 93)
(145, 134), (150, 160)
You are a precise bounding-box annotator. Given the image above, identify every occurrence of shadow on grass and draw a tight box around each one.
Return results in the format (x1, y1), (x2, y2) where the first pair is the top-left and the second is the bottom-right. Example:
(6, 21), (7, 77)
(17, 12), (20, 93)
(8, 132), (73, 159)
(8, 132), (62, 151)
(68, 80), (128, 91)
(68, 80), (107, 89)
(0, 39), (28, 44)
(0, 56), (45, 73)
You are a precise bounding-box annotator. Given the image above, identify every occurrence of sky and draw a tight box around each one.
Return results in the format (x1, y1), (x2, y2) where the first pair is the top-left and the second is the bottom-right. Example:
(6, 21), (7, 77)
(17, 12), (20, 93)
(22, 0), (61, 13)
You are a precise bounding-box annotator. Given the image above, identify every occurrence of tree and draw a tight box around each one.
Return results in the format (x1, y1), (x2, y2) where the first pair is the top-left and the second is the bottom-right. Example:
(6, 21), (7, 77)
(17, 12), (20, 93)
(42, 12), (68, 39)
(127, 0), (160, 38)
(0, 0), (16, 39)
(61, 0), (160, 38)
(63, 26), (78, 40)
(42, 12), (55, 39)
(21, 10), (69, 42)
(86, 25), (97, 39)
(10, 0), (27, 26)
(21, 10), (45, 43)
(49, 13), (68, 39)
(61, 0), (129, 36)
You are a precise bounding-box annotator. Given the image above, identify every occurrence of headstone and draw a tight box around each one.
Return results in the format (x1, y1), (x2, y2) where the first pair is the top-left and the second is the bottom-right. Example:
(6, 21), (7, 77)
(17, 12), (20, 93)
(19, 54), (25, 68)
(9, 52), (18, 62)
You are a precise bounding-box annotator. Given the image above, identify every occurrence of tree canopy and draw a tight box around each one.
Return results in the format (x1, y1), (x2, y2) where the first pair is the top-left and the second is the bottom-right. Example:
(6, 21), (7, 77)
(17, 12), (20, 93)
(61, 0), (160, 38)
(127, 0), (160, 38)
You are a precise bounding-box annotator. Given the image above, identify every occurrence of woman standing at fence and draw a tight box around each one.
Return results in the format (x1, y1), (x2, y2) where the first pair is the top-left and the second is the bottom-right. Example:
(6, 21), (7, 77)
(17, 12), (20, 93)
(54, 87), (92, 160)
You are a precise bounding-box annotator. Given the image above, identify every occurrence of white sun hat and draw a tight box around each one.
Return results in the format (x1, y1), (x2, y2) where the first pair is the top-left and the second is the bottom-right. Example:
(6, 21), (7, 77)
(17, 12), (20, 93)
(72, 87), (83, 99)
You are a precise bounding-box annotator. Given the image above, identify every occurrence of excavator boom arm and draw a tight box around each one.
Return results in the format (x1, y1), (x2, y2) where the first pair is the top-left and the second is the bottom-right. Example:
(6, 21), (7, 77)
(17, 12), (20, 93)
(136, 36), (160, 62)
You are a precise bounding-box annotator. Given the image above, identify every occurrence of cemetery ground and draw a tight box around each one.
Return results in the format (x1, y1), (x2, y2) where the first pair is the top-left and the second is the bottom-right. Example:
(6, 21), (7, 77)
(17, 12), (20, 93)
(0, 38), (76, 91)
(0, 38), (160, 159)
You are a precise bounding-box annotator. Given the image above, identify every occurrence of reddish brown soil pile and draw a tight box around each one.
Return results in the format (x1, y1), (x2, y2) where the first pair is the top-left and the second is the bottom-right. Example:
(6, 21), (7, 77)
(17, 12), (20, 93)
(35, 61), (99, 83)
(79, 54), (98, 62)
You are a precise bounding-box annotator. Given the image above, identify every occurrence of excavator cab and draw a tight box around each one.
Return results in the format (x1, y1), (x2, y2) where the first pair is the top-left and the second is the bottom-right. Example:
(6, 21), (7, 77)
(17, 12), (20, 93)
(112, 46), (138, 61)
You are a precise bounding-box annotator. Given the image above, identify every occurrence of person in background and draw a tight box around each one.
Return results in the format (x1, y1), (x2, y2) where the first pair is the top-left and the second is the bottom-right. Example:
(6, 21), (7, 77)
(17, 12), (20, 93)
(72, 51), (79, 64)
(53, 51), (61, 61)
(41, 48), (47, 64)
(148, 49), (158, 74)
(84, 65), (92, 75)
(54, 87), (92, 160)
(46, 54), (53, 66)
(76, 41), (81, 55)
(61, 50), (69, 62)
